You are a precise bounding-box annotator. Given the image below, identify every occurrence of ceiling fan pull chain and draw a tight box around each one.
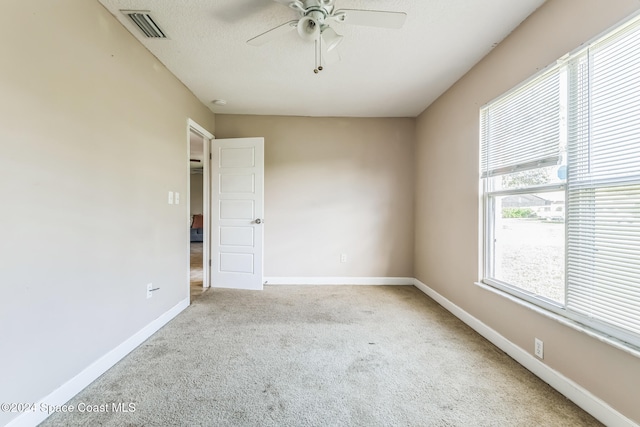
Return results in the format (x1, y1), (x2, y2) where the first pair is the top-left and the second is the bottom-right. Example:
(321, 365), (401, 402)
(314, 39), (319, 73)
(318, 36), (324, 71)
(313, 36), (325, 74)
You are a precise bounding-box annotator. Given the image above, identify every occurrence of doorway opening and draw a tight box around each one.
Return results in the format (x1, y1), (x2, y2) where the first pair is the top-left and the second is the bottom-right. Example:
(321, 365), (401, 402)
(188, 120), (212, 300)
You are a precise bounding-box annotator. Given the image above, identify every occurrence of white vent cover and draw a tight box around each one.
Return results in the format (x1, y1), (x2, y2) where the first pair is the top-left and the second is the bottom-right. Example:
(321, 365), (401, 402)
(121, 10), (166, 38)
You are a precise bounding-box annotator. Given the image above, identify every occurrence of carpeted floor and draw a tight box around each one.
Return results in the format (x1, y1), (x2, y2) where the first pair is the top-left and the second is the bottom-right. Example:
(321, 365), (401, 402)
(41, 286), (601, 426)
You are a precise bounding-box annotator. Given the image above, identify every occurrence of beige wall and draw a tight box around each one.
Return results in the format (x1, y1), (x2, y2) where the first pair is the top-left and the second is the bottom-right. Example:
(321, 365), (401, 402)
(0, 1), (215, 424)
(414, 0), (640, 423)
(190, 173), (204, 216)
(216, 115), (415, 278)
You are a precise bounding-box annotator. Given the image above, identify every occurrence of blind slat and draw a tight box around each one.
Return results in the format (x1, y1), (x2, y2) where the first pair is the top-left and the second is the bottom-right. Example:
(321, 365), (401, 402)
(567, 16), (640, 340)
(481, 67), (562, 177)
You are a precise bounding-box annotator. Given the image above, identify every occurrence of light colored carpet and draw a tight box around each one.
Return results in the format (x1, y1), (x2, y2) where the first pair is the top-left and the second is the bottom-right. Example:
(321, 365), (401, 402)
(40, 286), (601, 426)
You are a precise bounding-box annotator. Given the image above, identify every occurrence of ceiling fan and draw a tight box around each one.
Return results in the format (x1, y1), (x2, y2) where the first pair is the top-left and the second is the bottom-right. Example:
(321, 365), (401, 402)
(247, 0), (407, 73)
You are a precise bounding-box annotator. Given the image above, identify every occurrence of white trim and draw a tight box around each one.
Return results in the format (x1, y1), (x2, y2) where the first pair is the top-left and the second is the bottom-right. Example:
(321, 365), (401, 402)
(412, 279), (638, 427)
(187, 119), (213, 140)
(187, 119), (213, 289)
(6, 299), (189, 427)
(202, 131), (211, 288)
(264, 277), (414, 286)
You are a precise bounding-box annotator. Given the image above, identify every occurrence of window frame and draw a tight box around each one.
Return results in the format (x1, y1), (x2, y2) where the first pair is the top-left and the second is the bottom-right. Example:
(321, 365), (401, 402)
(479, 11), (640, 351)
(482, 181), (567, 312)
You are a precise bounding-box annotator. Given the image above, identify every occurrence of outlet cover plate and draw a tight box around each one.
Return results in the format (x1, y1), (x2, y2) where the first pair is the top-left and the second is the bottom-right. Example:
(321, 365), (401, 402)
(534, 338), (544, 359)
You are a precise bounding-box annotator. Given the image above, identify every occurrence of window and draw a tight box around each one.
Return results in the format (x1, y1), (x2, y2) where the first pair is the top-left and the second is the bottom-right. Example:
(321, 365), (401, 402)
(481, 14), (640, 348)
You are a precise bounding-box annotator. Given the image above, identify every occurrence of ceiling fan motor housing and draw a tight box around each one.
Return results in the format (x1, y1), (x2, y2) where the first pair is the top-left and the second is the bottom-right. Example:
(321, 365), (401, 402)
(301, 0), (334, 12)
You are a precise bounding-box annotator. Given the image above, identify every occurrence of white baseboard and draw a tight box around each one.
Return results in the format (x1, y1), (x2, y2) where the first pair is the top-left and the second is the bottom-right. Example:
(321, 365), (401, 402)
(412, 279), (638, 427)
(7, 298), (190, 427)
(264, 276), (414, 286)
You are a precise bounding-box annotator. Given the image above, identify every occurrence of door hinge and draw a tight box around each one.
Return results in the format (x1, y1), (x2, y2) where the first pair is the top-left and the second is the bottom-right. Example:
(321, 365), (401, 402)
(210, 153), (212, 160)
(209, 259), (212, 266)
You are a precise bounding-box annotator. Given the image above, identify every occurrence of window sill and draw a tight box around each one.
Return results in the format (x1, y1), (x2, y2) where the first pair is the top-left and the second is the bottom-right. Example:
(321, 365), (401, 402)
(474, 281), (640, 359)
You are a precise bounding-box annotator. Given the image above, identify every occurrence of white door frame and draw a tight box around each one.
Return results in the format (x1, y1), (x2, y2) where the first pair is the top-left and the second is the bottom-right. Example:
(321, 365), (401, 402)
(187, 119), (213, 290)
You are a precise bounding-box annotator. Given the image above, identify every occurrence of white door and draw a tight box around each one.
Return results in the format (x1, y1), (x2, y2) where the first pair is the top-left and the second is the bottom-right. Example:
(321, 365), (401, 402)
(210, 137), (264, 290)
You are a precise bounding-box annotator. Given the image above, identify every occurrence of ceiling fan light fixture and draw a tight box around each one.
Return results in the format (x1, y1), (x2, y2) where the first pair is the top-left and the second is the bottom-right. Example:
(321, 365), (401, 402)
(321, 26), (343, 51)
(297, 15), (321, 41)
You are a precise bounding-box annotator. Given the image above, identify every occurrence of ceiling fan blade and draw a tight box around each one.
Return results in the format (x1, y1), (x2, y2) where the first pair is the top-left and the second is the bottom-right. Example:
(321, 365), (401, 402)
(247, 20), (298, 46)
(334, 9), (407, 29)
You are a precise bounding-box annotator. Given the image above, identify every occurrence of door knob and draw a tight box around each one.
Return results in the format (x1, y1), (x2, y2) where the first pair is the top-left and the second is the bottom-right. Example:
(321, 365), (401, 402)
(255, 218), (262, 224)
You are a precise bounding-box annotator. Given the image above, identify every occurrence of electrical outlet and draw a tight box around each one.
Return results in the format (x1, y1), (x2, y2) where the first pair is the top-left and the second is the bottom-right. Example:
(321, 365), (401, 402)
(340, 253), (347, 263)
(534, 338), (544, 359)
(168, 191), (174, 205)
(146, 283), (153, 299)
(175, 192), (180, 204)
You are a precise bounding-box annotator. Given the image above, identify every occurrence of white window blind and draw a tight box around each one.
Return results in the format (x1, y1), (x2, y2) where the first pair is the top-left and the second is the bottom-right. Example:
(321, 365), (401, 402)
(481, 13), (640, 348)
(566, 18), (640, 341)
(481, 67), (562, 178)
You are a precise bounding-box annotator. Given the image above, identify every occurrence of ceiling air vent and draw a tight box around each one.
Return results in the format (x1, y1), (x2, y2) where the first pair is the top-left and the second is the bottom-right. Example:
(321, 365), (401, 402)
(121, 10), (167, 39)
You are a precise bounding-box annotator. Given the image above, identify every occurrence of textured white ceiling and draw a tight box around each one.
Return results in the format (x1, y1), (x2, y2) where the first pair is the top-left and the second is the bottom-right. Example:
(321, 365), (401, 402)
(97, 0), (545, 117)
